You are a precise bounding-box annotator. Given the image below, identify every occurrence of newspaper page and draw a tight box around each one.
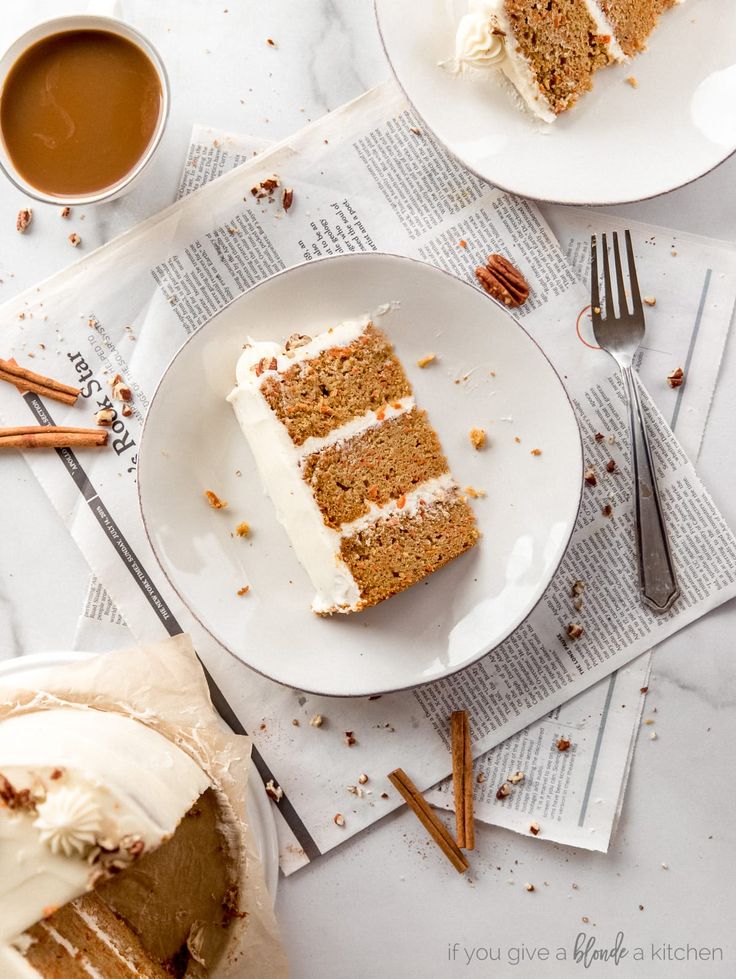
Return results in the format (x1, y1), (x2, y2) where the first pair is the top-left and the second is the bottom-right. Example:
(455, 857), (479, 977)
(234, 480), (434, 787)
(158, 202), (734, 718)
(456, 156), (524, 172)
(1, 81), (736, 876)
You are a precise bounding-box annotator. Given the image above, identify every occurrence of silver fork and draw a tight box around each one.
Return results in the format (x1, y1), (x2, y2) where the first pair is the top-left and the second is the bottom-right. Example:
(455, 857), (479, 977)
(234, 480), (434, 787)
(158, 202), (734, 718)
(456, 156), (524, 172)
(590, 230), (679, 614)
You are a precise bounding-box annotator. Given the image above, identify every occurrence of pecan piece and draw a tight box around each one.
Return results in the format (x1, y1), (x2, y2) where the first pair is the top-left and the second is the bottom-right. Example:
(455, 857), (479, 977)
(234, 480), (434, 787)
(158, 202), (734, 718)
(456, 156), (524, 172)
(16, 208), (32, 233)
(475, 254), (530, 307)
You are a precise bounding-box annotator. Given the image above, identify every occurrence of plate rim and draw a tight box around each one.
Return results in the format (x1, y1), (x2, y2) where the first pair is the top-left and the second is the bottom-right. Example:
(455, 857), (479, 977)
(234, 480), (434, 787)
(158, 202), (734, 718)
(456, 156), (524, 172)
(0, 651), (280, 902)
(373, 0), (736, 207)
(138, 251), (584, 697)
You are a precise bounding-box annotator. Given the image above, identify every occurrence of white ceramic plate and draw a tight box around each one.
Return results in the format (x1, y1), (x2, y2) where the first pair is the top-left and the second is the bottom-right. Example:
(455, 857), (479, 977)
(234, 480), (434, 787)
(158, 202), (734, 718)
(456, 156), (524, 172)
(138, 253), (582, 697)
(374, 0), (736, 205)
(0, 652), (279, 903)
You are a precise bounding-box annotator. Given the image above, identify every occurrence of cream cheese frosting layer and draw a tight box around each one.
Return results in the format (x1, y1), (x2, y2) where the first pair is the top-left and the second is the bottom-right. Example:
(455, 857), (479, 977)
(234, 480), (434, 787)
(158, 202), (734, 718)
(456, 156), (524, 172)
(0, 707), (209, 949)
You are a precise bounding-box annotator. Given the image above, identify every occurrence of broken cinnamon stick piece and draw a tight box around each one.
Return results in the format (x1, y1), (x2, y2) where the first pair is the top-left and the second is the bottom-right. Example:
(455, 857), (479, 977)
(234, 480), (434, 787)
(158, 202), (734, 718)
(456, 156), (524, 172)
(388, 768), (469, 874)
(0, 358), (80, 405)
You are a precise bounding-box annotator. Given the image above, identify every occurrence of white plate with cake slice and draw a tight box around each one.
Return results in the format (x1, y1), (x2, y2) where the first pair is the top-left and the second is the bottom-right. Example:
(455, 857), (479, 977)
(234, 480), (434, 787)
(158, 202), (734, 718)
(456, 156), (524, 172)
(0, 652), (280, 902)
(138, 253), (583, 697)
(374, 0), (736, 205)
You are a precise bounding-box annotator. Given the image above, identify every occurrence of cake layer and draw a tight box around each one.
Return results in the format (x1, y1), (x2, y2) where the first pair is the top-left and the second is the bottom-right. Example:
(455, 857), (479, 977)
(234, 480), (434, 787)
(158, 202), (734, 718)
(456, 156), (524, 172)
(504, 0), (615, 116)
(25, 897), (171, 979)
(599, 0), (659, 54)
(260, 322), (411, 446)
(302, 407), (449, 529)
(339, 491), (479, 610)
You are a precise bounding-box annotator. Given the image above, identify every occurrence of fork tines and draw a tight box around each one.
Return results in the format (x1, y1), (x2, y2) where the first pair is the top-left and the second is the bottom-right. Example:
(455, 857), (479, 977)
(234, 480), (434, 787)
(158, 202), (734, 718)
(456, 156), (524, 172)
(590, 230), (644, 324)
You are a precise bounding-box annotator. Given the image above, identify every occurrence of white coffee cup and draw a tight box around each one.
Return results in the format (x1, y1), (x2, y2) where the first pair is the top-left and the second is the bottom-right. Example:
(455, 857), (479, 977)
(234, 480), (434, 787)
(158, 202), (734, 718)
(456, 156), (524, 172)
(0, 14), (170, 205)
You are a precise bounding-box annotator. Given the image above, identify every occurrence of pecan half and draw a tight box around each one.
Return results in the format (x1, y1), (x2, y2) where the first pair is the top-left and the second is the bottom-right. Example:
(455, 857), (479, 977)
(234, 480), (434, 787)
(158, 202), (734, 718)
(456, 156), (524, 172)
(16, 209), (32, 233)
(475, 254), (530, 307)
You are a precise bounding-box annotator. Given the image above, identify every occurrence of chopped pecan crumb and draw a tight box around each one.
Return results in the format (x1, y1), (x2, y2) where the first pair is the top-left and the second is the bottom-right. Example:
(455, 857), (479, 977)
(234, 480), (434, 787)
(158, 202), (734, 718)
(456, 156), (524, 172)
(333, 813), (345, 827)
(380, 792), (389, 799)
(235, 522), (250, 537)
(496, 782), (511, 800)
(525, 883), (535, 892)
(567, 622), (584, 640)
(121, 404), (133, 417)
(594, 432), (605, 442)
(643, 296), (656, 307)
(60, 206), (71, 219)
(236, 585), (250, 596)
(571, 580), (586, 597)
(309, 714), (324, 727)
(50, 768), (63, 781)
(265, 779), (283, 802)
(266, 37), (276, 46)
(110, 373), (132, 402)
(95, 407), (115, 427)
(284, 333), (311, 353)
(252, 356), (277, 376)
(292, 718), (300, 726)
(556, 738), (572, 752)
(584, 467), (597, 486)
(458, 239), (467, 249)
(469, 427), (487, 450)
(251, 176), (280, 200)
(529, 821), (541, 836)
(0, 774), (36, 811)
(606, 459), (617, 474)
(476, 772), (486, 784)
(475, 254), (530, 307)
(530, 448), (542, 457)
(640, 686), (649, 694)
(358, 773), (369, 784)
(16, 209), (32, 233)
(344, 731), (357, 747)
(508, 771), (525, 784)
(416, 353), (436, 368)
(602, 503), (613, 518)
(204, 489), (227, 509)
(666, 367), (685, 389)
(409, 126), (422, 135)
(68, 232), (81, 247)
(282, 187), (294, 212)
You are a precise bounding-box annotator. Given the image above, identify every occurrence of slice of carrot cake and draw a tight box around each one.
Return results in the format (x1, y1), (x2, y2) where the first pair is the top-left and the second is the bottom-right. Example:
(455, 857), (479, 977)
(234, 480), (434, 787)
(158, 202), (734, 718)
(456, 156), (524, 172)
(452, 0), (685, 120)
(228, 318), (479, 614)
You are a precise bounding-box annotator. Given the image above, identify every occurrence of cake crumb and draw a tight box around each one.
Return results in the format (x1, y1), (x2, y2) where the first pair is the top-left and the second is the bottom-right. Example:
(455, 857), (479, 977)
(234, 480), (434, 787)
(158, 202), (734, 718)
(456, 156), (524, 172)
(416, 353), (436, 368)
(556, 738), (572, 752)
(567, 623), (583, 640)
(625, 75), (638, 88)
(643, 296), (656, 306)
(458, 239), (467, 249)
(476, 772), (486, 784)
(496, 782), (511, 800)
(333, 813), (345, 827)
(530, 448), (542, 457)
(309, 714), (324, 728)
(571, 579), (586, 598)
(236, 586), (250, 596)
(235, 521), (250, 537)
(469, 428), (487, 450)
(16, 208), (32, 233)
(666, 367), (685, 388)
(204, 490), (228, 509)
(465, 486), (486, 499)
(525, 883), (535, 892)
(508, 771), (525, 784)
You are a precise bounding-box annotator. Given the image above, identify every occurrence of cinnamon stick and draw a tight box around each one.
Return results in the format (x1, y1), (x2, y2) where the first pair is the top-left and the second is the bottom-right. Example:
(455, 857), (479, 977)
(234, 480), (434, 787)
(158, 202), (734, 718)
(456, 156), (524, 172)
(0, 358), (80, 405)
(462, 712), (475, 851)
(388, 768), (469, 874)
(451, 710), (475, 850)
(451, 711), (467, 847)
(0, 426), (108, 449)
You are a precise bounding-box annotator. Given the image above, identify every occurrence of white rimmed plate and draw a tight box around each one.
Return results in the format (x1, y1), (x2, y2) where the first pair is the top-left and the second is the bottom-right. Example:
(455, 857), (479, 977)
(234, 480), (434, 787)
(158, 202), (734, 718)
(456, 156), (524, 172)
(374, 0), (736, 205)
(0, 651), (279, 902)
(138, 253), (582, 697)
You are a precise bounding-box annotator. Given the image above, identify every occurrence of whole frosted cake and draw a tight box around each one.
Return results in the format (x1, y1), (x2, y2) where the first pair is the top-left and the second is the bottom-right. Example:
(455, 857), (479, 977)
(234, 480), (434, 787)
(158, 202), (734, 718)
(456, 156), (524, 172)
(228, 317), (479, 614)
(453, 0), (686, 121)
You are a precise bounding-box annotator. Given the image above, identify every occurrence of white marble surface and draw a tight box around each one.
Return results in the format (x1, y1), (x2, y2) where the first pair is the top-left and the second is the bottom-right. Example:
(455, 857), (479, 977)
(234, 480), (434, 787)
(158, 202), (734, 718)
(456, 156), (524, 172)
(0, 2), (735, 976)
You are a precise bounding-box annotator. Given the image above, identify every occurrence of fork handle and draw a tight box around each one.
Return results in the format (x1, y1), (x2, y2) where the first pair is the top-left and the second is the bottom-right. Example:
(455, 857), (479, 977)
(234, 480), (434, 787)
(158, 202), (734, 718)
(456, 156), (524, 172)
(621, 366), (680, 614)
